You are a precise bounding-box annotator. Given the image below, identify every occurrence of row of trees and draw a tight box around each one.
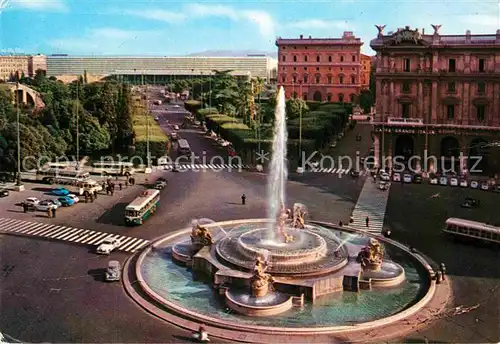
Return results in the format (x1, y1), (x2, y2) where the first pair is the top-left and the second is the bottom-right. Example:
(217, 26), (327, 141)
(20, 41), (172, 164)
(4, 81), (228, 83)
(0, 74), (134, 171)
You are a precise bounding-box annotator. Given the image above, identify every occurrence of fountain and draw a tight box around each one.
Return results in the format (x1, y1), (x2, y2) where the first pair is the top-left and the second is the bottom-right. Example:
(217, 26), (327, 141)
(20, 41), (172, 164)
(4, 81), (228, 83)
(131, 86), (436, 337)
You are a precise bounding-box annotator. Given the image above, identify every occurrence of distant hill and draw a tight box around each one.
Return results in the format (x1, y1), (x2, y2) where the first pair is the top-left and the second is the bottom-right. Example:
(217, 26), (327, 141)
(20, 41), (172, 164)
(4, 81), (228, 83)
(188, 50), (277, 58)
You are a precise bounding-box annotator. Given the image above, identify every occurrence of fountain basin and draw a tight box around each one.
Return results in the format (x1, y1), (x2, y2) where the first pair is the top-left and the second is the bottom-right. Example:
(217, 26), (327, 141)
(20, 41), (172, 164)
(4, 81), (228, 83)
(225, 289), (301, 316)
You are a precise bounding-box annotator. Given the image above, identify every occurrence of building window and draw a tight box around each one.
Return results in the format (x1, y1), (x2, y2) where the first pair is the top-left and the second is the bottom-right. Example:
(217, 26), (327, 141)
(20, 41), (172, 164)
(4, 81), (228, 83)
(447, 105), (455, 119)
(402, 81), (411, 93)
(281, 76), (285, 83)
(327, 94), (332, 101)
(282, 56), (286, 62)
(304, 75), (308, 83)
(316, 56), (320, 62)
(293, 56), (297, 62)
(316, 67), (320, 71)
(328, 56), (332, 62)
(293, 67), (297, 71)
(479, 58), (485, 72)
(327, 76), (332, 84)
(304, 67), (307, 70)
(477, 82), (486, 93)
(352, 55), (356, 62)
(476, 105), (485, 121)
(350, 94), (355, 102)
(351, 76), (356, 84)
(448, 59), (456, 72)
(340, 56), (344, 62)
(303, 94), (308, 101)
(338, 93), (344, 102)
(403, 58), (411, 72)
(315, 76), (320, 84)
(293, 76), (297, 83)
(402, 104), (410, 118)
(304, 56), (308, 62)
(339, 76), (344, 84)
(447, 82), (456, 93)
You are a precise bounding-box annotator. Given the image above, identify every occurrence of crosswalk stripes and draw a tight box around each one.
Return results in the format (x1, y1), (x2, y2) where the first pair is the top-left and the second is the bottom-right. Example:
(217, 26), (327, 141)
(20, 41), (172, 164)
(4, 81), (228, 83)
(0, 218), (150, 253)
(345, 178), (391, 234)
(161, 164), (250, 171)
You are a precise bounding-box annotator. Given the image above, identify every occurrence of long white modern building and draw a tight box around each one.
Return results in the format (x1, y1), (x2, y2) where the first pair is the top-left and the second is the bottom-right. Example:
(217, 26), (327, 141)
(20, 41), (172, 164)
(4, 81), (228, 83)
(47, 55), (278, 83)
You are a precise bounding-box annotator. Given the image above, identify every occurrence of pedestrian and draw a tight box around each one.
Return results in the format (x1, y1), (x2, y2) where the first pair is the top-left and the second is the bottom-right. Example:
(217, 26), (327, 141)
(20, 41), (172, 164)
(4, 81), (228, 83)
(47, 208), (52, 218)
(23, 203), (27, 213)
(125, 179), (129, 188)
(131, 177), (135, 185)
(52, 207), (56, 218)
(90, 193), (94, 203)
(241, 193), (246, 205)
(119, 182), (122, 190)
(338, 220), (343, 227)
(93, 190), (97, 199)
(349, 216), (354, 224)
(102, 182), (106, 191)
(111, 187), (114, 196)
(85, 194), (88, 203)
(115, 175), (118, 181)
(365, 216), (370, 227)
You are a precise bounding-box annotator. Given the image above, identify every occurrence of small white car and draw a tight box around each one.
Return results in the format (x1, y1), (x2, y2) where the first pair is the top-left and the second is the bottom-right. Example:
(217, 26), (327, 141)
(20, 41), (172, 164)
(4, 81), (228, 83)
(439, 177), (448, 186)
(105, 260), (121, 282)
(403, 174), (412, 183)
(380, 172), (390, 181)
(430, 177), (438, 185)
(480, 182), (489, 191)
(450, 178), (458, 187)
(173, 125), (180, 131)
(96, 237), (122, 255)
(35, 200), (58, 211)
(67, 194), (80, 203)
(24, 197), (40, 207)
(393, 173), (401, 182)
(470, 181), (479, 189)
(173, 104), (180, 108)
(459, 179), (468, 187)
(220, 140), (231, 147)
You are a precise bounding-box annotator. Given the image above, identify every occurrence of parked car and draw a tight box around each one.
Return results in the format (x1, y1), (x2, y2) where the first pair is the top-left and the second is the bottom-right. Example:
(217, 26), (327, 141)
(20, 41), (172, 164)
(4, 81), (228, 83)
(35, 200), (58, 211)
(413, 174), (422, 183)
(392, 173), (401, 182)
(470, 181), (479, 189)
(379, 181), (389, 190)
(430, 177), (438, 185)
(439, 177), (448, 186)
(403, 174), (412, 183)
(459, 179), (468, 187)
(0, 189), (9, 197)
(23, 197), (40, 208)
(450, 178), (459, 187)
(461, 201), (472, 208)
(170, 132), (178, 141)
(493, 185), (500, 193)
(46, 199), (62, 207)
(380, 172), (390, 181)
(51, 187), (70, 196)
(464, 197), (480, 207)
(105, 260), (121, 282)
(350, 170), (360, 178)
(96, 237), (122, 255)
(480, 182), (489, 191)
(173, 124), (180, 131)
(155, 116), (159, 121)
(67, 194), (80, 203)
(58, 196), (76, 207)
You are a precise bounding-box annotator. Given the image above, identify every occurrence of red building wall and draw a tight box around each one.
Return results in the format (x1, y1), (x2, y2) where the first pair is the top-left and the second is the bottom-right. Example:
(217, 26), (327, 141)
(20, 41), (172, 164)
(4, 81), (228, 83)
(276, 32), (363, 103)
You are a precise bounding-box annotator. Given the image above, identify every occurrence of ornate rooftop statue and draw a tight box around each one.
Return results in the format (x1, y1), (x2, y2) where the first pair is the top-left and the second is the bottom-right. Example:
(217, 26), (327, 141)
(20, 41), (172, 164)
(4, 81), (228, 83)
(375, 25), (386, 38)
(431, 24), (442, 35)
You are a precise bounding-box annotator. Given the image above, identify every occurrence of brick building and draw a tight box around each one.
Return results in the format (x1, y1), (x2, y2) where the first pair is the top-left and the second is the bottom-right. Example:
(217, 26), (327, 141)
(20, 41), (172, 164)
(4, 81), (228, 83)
(276, 32), (363, 102)
(360, 54), (371, 89)
(370, 25), (500, 176)
(0, 54), (47, 81)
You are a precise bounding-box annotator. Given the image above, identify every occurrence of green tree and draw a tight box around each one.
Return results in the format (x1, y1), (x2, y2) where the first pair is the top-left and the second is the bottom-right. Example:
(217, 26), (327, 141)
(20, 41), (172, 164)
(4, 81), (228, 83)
(285, 98), (308, 120)
(115, 83), (133, 149)
(358, 89), (374, 113)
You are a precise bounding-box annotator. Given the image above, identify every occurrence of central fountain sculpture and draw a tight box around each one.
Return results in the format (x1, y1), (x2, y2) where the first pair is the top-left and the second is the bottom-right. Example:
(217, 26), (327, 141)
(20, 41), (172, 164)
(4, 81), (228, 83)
(170, 87), (406, 316)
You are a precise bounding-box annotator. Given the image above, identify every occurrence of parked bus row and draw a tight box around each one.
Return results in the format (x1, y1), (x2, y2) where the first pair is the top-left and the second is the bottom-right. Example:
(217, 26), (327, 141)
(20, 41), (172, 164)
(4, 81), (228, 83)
(43, 161), (135, 177)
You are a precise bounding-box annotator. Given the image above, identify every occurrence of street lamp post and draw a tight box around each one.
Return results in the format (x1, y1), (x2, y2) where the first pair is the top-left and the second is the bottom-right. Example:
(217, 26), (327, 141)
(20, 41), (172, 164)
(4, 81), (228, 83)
(76, 79), (79, 165)
(15, 82), (24, 190)
(200, 71), (204, 108)
(299, 81), (303, 160)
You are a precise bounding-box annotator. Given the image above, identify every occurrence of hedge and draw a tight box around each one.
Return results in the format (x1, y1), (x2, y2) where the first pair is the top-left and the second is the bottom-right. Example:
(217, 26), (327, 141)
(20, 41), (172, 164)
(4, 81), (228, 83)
(206, 114), (241, 125)
(221, 123), (251, 130)
(196, 107), (218, 120)
(184, 100), (202, 113)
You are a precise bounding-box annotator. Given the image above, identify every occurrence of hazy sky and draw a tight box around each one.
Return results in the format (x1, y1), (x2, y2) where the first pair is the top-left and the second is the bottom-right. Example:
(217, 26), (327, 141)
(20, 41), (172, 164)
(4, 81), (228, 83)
(1, 0), (499, 56)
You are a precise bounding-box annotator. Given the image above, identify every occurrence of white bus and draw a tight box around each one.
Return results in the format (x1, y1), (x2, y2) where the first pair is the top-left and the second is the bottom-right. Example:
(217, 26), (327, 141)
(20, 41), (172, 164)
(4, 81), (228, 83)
(443, 217), (500, 244)
(90, 162), (135, 176)
(177, 139), (191, 156)
(124, 189), (160, 225)
(36, 169), (101, 196)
